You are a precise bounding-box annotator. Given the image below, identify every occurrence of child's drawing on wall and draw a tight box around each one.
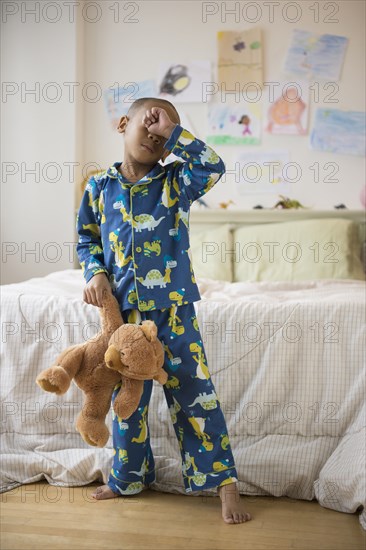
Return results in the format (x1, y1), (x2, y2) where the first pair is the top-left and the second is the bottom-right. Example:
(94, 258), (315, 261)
(311, 109), (366, 156)
(104, 80), (157, 130)
(265, 84), (309, 135)
(105, 93), (122, 130)
(218, 28), (263, 89)
(158, 60), (211, 103)
(159, 65), (191, 96)
(237, 150), (291, 195)
(238, 115), (252, 136)
(284, 29), (348, 81)
(208, 103), (261, 145)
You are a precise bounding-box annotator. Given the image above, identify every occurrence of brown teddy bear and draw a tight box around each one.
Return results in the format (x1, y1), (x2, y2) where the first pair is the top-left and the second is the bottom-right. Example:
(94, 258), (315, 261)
(36, 291), (167, 448)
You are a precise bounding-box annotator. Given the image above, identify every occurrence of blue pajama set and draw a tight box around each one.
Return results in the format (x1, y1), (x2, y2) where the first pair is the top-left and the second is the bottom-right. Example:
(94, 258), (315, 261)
(76, 124), (239, 495)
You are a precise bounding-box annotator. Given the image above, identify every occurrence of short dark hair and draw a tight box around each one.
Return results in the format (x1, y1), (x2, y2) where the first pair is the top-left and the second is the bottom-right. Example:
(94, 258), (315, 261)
(127, 97), (180, 123)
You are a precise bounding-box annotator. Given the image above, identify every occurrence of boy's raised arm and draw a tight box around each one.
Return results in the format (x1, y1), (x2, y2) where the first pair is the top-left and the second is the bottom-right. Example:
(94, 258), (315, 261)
(76, 176), (109, 283)
(164, 124), (226, 206)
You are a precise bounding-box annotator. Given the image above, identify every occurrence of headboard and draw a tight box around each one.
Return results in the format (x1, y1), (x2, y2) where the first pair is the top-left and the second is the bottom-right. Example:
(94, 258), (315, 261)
(189, 208), (366, 276)
(190, 207), (365, 230)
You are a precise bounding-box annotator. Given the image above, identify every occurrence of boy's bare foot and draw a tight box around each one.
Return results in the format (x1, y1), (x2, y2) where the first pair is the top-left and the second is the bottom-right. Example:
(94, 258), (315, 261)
(91, 484), (149, 499)
(91, 485), (120, 499)
(218, 482), (252, 524)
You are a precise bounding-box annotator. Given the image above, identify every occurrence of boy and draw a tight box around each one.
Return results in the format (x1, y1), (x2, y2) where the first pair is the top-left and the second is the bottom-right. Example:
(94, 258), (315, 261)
(76, 98), (252, 524)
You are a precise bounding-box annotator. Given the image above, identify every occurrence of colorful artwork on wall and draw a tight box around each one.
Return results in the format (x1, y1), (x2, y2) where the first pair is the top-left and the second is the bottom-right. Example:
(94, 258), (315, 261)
(217, 28), (263, 88)
(157, 61), (211, 103)
(265, 82), (309, 135)
(310, 109), (366, 156)
(284, 29), (348, 81)
(207, 102), (262, 145)
(360, 185), (366, 209)
(237, 150), (291, 195)
(104, 80), (157, 129)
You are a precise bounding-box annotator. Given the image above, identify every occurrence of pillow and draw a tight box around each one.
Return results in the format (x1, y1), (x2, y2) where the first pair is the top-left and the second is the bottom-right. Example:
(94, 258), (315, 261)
(190, 223), (233, 282)
(233, 218), (366, 282)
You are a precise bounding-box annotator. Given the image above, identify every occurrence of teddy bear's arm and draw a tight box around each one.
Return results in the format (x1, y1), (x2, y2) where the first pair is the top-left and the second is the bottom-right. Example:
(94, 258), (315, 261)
(36, 344), (86, 395)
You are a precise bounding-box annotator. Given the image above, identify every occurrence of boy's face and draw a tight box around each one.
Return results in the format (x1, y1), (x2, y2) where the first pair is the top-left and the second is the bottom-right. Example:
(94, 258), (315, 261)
(117, 101), (179, 165)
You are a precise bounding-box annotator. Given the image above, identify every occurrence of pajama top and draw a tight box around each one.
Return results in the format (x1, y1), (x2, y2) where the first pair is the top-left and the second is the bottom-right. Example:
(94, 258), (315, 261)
(76, 124), (225, 311)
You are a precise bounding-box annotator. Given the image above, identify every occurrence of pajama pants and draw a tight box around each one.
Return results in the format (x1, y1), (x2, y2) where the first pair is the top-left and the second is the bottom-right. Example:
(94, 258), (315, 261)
(107, 302), (238, 496)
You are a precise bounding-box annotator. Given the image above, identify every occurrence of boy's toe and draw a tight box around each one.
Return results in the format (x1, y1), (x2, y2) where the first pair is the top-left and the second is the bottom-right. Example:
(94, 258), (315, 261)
(223, 514), (234, 524)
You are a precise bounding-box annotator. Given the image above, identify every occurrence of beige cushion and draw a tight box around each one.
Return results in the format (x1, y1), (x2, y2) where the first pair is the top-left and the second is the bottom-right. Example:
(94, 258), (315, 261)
(190, 224), (233, 282)
(233, 218), (365, 282)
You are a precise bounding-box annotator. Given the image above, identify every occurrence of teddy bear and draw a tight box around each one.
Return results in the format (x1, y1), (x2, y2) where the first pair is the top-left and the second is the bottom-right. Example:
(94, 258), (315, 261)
(35, 291), (167, 448)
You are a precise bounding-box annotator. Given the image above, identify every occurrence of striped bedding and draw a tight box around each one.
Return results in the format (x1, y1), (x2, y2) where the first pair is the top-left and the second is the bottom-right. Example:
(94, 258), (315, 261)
(1, 269), (365, 529)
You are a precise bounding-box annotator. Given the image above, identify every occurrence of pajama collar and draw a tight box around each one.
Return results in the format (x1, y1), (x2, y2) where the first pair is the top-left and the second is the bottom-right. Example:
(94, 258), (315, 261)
(106, 162), (165, 185)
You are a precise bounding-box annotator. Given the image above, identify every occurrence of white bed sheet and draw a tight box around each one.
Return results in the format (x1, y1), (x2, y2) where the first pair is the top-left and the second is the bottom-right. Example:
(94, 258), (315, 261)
(1, 269), (365, 529)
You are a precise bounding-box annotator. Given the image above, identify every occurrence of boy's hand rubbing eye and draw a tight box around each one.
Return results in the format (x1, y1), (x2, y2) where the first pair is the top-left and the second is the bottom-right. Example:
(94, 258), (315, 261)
(142, 107), (176, 140)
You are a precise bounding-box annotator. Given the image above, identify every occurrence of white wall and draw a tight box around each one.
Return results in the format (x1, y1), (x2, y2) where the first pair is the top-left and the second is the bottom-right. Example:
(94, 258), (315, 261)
(2, 0), (365, 284)
(83, 0), (366, 211)
(1, 1), (83, 283)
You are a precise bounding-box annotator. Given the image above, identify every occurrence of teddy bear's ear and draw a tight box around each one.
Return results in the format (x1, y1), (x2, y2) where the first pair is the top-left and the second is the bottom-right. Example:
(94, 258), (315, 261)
(140, 320), (158, 342)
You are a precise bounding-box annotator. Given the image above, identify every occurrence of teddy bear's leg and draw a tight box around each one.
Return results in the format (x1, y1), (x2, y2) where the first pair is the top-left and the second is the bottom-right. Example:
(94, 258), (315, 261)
(75, 386), (114, 448)
(36, 344), (85, 395)
(113, 378), (144, 420)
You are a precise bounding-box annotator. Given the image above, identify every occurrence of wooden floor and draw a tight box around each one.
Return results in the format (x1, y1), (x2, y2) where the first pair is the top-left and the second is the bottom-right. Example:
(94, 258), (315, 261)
(1, 481), (365, 550)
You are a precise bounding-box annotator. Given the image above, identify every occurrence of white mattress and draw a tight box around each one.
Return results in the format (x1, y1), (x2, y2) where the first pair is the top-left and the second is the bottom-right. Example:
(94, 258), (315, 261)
(1, 269), (365, 530)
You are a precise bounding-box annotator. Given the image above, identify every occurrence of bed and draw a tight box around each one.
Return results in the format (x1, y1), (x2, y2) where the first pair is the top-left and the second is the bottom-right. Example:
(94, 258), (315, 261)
(1, 209), (365, 530)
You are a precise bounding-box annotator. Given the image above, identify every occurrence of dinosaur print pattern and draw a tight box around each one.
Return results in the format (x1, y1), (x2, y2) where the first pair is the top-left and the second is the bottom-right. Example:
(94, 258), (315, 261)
(190, 341), (210, 380)
(107, 303), (238, 496)
(77, 125), (237, 495)
(143, 238), (161, 257)
(109, 229), (133, 268)
(76, 124), (225, 311)
(137, 259), (176, 289)
(133, 214), (165, 232)
(188, 390), (219, 411)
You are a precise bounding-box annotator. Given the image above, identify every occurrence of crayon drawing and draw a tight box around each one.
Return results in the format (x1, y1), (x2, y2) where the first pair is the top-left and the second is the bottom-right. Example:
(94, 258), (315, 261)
(265, 82), (309, 135)
(104, 80), (157, 129)
(237, 151), (291, 195)
(207, 103), (262, 145)
(218, 28), (263, 89)
(284, 29), (348, 81)
(310, 109), (366, 156)
(158, 61), (211, 103)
